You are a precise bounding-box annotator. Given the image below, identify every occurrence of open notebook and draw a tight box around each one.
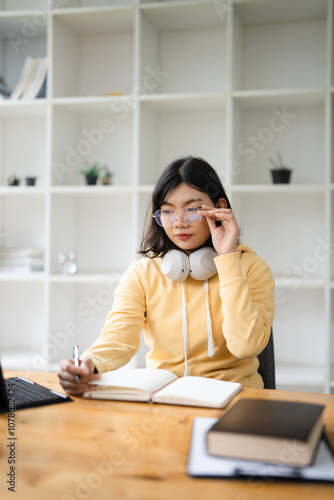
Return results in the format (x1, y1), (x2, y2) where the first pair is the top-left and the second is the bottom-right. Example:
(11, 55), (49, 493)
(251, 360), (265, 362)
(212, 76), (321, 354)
(83, 368), (242, 408)
(0, 362), (72, 412)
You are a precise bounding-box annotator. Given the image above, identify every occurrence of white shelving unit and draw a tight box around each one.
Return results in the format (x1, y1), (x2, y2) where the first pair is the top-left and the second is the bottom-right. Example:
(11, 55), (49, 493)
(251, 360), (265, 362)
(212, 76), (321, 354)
(0, 0), (333, 393)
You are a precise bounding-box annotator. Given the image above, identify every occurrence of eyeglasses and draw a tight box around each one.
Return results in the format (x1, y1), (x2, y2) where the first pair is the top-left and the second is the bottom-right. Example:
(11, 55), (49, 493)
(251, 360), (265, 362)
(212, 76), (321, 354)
(153, 207), (202, 227)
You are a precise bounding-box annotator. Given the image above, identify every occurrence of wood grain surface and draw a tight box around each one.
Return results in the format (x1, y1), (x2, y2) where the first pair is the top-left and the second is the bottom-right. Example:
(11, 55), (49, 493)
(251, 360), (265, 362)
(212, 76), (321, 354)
(1, 370), (333, 500)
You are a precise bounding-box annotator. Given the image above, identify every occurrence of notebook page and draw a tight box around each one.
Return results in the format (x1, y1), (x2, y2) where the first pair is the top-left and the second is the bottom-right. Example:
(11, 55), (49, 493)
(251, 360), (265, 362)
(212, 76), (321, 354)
(152, 376), (242, 408)
(91, 368), (177, 397)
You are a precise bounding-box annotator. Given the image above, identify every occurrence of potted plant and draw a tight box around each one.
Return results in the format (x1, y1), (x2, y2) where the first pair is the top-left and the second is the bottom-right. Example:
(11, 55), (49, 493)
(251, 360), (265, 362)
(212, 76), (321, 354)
(25, 176), (37, 186)
(269, 151), (292, 184)
(80, 162), (101, 185)
(8, 174), (20, 186)
(101, 166), (114, 185)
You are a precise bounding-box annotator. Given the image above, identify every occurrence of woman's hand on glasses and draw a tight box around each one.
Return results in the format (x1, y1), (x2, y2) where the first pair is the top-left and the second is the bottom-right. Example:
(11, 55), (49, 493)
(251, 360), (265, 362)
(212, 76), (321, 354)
(198, 205), (240, 255)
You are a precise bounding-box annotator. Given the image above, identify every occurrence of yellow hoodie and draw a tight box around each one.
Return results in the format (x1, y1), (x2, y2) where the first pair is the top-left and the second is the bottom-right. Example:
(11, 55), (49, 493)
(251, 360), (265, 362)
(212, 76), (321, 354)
(81, 244), (275, 388)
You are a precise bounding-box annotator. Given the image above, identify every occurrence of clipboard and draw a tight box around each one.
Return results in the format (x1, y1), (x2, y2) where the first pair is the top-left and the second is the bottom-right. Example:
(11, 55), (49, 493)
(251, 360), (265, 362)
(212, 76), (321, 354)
(187, 417), (334, 482)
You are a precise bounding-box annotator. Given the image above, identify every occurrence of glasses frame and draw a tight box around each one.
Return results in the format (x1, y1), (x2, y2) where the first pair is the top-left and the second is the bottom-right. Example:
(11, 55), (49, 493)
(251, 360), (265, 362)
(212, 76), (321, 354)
(153, 207), (203, 227)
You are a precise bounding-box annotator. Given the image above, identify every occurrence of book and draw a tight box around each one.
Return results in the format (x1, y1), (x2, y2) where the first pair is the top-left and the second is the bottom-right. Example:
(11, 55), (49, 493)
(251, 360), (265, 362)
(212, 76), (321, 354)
(9, 57), (35, 100)
(9, 57), (47, 100)
(83, 368), (242, 409)
(99, 92), (123, 97)
(20, 58), (40, 99)
(22, 57), (48, 100)
(0, 247), (43, 258)
(0, 75), (11, 98)
(187, 417), (334, 482)
(0, 246), (44, 273)
(206, 398), (325, 466)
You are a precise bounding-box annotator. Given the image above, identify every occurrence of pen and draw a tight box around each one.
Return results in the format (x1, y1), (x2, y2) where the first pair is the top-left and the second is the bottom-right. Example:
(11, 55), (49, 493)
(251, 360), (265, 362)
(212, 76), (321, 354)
(73, 345), (80, 383)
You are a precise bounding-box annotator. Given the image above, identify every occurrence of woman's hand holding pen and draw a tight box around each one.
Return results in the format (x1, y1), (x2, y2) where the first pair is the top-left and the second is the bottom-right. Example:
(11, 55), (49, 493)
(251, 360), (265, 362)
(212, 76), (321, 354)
(198, 205), (240, 256)
(57, 357), (100, 396)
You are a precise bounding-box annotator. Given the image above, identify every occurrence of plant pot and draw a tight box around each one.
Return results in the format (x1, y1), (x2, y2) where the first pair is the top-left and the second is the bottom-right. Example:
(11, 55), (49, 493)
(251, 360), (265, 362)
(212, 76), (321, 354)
(8, 180), (20, 186)
(271, 169), (292, 184)
(26, 177), (37, 186)
(102, 177), (112, 185)
(85, 174), (98, 185)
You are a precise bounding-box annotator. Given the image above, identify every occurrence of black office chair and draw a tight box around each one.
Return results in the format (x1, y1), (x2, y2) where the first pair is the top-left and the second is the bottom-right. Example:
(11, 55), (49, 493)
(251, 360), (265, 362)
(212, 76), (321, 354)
(257, 328), (276, 389)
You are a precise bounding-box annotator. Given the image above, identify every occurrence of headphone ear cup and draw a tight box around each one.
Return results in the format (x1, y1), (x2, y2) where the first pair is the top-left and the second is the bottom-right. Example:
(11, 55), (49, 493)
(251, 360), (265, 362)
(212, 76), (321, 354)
(161, 250), (189, 282)
(189, 247), (218, 280)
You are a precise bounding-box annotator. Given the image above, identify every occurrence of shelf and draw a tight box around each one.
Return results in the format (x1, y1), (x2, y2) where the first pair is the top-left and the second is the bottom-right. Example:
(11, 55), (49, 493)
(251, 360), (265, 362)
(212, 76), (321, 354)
(0, 280), (46, 354)
(0, 272), (45, 282)
(48, 278), (124, 364)
(235, 0), (328, 25)
(52, 6), (134, 34)
(139, 99), (227, 184)
(49, 272), (122, 284)
(0, 195), (46, 249)
(0, 113), (47, 186)
(233, 192), (326, 279)
(233, 0), (327, 91)
(0, 11), (47, 35)
(0, 0), (333, 391)
(0, 350), (43, 371)
(274, 289), (326, 369)
(0, 100), (47, 116)
(274, 277), (325, 289)
(140, 92), (227, 111)
(52, 8), (134, 98)
(0, 186), (46, 194)
(52, 95), (132, 113)
(51, 103), (134, 186)
(50, 192), (135, 274)
(139, 2), (227, 30)
(53, 2), (136, 12)
(232, 88), (326, 108)
(0, 13), (47, 101)
(50, 185), (135, 194)
(137, 184), (155, 193)
(139, 2), (227, 95)
(276, 363), (325, 389)
(230, 184), (325, 193)
(231, 100), (325, 185)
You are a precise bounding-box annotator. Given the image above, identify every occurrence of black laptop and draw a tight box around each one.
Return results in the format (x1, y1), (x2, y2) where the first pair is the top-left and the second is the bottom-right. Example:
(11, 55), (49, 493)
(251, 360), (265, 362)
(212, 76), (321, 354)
(0, 362), (73, 412)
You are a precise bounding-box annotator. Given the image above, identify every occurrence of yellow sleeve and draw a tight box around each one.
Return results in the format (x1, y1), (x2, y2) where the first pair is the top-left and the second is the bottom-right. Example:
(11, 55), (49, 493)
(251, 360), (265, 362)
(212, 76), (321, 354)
(81, 261), (146, 373)
(214, 252), (275, 359)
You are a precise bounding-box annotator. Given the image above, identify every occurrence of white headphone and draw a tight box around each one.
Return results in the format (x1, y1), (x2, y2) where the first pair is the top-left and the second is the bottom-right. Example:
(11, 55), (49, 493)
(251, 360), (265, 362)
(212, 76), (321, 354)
(161, 247), (218, 282)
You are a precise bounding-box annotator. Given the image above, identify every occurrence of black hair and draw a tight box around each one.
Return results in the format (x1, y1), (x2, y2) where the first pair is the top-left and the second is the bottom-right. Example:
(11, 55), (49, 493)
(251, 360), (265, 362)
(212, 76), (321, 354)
(138, 156), (233, 258)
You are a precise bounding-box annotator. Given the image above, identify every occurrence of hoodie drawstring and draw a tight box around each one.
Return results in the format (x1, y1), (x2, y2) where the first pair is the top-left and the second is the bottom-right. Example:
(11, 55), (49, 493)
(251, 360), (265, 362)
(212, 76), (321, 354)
(204, 279), (215, 357)
(181, 279), (214, 376)
(181, 281), (189, 376)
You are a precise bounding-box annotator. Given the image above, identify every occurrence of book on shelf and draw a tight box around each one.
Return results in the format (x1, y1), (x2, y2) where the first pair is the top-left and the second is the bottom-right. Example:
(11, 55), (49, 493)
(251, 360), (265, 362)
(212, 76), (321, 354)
(22, 57), (48, 100)
(0, 247), (43, 257)
(9, 57), (48, 101)
(0, 75), (11, 99)
(99, 92), (123, 97)
(83, 368), (242, 409)
(0, 247), (44, 273)
(206, 398), (325, 466)
(9, 57), (34, 100)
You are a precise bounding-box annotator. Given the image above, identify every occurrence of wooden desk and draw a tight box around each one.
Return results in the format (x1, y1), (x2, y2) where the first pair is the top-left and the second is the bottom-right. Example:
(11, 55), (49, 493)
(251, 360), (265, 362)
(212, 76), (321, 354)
(1, 371), (334, 500)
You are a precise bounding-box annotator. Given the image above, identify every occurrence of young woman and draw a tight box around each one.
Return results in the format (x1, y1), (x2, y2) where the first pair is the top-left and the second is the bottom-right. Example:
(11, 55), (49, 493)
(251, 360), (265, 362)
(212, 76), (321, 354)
(58, 156), (275, 395)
